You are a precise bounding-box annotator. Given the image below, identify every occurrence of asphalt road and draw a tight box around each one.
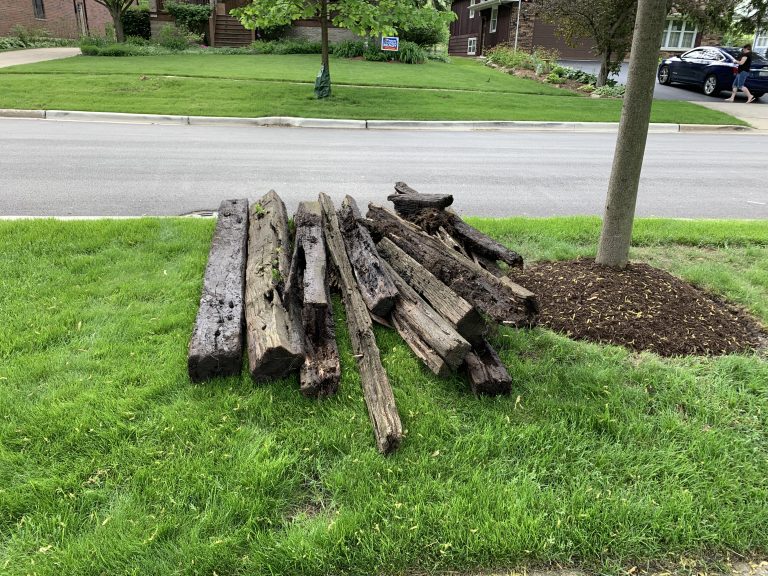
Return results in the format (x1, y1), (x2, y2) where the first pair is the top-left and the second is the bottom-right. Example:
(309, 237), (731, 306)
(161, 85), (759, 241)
(1, 118), (766, 219)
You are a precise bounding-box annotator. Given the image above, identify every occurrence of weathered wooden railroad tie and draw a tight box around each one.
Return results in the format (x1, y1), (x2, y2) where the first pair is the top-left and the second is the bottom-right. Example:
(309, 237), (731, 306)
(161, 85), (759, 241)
(188, 184), (538, 454)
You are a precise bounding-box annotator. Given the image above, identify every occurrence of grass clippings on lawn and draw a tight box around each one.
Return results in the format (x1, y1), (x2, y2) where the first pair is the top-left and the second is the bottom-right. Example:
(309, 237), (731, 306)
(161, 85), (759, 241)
(508, 257), (765, 356)
(1, 217), (767, 576)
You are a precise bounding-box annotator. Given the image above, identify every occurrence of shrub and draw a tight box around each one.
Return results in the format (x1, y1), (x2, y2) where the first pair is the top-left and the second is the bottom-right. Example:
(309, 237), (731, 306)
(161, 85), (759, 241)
(397, 40), (427, 64)
(255, 24), (290, 42)
(156, 23), (201, 51)
(11, 25), (50, 45)
(398, 21), (448, 47)
(79, 44), (100, 56)
(485, 45), (534, 70)
(248, 39), (322, 54)
(0, 36), (27, 50)
(552, 65), (598, 85)
(334, 39), (365, 58)
(546, 72), (565, 84)
(363, 43), (392, 62)
(121, 7), (151, 40)
(593, 84), (626, 98)
(427, 50), (451, 63)
(164, 1), (212, 38)
(578, 83), (596, 93)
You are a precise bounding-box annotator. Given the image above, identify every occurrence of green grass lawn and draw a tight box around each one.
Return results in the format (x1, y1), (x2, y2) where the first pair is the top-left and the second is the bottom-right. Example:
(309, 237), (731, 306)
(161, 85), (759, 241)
(1, 217), (766, 576)
(0, 54), (743, 124)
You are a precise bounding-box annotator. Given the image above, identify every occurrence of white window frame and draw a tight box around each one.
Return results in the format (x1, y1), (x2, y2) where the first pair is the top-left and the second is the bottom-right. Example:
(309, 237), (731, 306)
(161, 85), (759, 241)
(661, 18), (698, 50)
(490, 6), (498, 33)
(755, 30), (768, 54)
(467, 37), (477, 55)
(469, 0), (476, 19)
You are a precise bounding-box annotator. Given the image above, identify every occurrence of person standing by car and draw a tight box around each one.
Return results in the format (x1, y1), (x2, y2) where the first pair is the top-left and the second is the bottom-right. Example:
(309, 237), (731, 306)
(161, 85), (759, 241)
(726, 44), (755, 103)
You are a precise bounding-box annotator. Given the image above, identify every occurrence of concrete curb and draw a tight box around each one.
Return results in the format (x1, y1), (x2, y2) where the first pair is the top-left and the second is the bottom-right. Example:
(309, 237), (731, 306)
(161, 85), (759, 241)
(46, 110), (188, 125)
(0, 108), (757, 133)
(0, 108), (45, 119)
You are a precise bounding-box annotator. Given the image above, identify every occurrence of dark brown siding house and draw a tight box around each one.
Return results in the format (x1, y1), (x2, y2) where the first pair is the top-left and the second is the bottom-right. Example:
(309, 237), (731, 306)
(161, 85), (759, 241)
(0, 0), (113, 38)
(449, 0), (717, 59)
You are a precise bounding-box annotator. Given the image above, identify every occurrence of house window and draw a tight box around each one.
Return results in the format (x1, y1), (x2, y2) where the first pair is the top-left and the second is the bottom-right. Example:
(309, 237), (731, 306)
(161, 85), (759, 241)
(661, 18), (697, 50)
(755, 30), (768, 54)
(33, 0), (45, 19)
(469, 0), (476, 19)
(468, 37), (477, 55)
(490, 6), (498, 33)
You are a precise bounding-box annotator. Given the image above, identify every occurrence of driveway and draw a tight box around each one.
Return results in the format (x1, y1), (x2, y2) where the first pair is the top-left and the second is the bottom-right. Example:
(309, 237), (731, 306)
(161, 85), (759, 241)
(560, 59), (719, 101)
(0, 47), (81, 69)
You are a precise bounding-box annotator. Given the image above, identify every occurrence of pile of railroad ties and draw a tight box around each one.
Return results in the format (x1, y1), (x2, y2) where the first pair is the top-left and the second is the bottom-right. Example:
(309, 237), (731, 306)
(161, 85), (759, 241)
(188, 183), (538, 454)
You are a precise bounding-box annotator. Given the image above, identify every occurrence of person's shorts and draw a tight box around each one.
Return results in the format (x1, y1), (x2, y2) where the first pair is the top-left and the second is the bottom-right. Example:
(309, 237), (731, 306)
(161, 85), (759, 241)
(733, 71), (749, 89)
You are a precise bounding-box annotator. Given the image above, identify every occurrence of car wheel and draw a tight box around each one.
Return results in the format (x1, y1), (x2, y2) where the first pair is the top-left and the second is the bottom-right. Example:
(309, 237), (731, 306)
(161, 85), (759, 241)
(658, 65), (672, 85)
(703, 74), (720, 96)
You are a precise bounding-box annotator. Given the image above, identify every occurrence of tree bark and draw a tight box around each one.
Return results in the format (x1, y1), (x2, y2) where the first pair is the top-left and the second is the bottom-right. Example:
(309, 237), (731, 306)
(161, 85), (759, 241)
(338, 195), (398, 317)
(245, 191), (304, 381)
(596, 0), (668, 268)
(188, 199), (249, 382)
(320, 0), (330, 72)
(319, 193), (402, 455)
(598, 50), (611, 87)
(286, 201), (340, 398)
(365, 205), (538, 327)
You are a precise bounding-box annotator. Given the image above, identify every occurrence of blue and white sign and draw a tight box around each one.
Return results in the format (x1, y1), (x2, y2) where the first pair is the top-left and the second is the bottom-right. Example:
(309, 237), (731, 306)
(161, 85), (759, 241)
(381, 36), (399, 52)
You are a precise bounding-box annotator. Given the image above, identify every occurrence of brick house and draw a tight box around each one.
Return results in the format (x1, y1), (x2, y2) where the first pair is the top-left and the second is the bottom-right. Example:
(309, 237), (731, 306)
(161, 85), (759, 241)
(449, 0), (718, 59)
(148, 0), (356, 47)
(0, 0), (113, 38)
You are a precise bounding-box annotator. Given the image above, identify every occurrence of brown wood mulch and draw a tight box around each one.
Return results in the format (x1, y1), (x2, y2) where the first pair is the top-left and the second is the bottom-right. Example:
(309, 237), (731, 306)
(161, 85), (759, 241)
(507, 258), (765, 357)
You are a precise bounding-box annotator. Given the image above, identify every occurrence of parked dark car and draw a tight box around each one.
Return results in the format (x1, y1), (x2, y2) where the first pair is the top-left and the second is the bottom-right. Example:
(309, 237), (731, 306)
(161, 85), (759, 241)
(658, 46), (768, 98)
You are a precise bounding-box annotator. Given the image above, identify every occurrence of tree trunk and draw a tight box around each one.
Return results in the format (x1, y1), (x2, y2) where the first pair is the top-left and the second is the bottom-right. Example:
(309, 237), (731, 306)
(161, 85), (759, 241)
(112, 9), (125, 42)
(595, 0), (668, 268)
(597, 49), (612, 87)
(314, 0), (332, 98)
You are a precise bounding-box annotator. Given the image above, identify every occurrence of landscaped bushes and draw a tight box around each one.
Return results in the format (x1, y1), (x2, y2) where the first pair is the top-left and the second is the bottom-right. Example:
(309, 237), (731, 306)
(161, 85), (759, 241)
(333, 39), (365, 59)
(121, 7), (151, 40)
(0, 26), (76, 50)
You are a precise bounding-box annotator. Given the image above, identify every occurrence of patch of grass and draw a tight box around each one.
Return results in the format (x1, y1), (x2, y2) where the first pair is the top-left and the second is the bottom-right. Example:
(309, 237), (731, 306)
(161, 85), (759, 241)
(0, 54), (572, 95)
(0, 218), (766, 576)
(0, 72), (741, 124)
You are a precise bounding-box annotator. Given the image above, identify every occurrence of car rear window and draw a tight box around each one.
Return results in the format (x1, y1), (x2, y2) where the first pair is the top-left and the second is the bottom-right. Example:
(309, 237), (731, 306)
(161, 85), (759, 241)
(722, 47), (768, 63)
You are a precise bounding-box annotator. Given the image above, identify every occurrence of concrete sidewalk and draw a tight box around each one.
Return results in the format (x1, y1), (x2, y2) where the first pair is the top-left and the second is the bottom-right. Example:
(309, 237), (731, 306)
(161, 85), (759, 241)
(694, 99), (768, 129)
(0, 47), (81, 69)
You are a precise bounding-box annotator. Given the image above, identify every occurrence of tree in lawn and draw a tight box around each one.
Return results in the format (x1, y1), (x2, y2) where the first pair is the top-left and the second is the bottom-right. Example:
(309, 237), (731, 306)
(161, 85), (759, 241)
(233, 0), (451, 99)
(536, 0), (638, 87)
(595, 0), (669, 268)
(93, 0), (134, 42)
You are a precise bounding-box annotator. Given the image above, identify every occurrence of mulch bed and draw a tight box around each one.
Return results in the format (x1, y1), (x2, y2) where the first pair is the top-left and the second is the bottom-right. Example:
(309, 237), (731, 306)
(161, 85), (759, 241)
(507, 258), (765, 357)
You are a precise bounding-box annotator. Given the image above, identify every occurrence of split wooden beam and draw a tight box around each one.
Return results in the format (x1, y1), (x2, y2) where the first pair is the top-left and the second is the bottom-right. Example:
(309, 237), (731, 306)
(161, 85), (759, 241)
(365, 205), (538, 327)
(389, 181), (454, 217)
(464, 339), (513, 396)
(286, 201), (340, 398)
(245, 191), (304, 382)
(319, 193), (403, 455)
(381, 259), (471, 375)
(376, 237), (486, 345)
(337, 195), (398, 317)
(390, 182), (523, 269)
(188, 199), (249, 382)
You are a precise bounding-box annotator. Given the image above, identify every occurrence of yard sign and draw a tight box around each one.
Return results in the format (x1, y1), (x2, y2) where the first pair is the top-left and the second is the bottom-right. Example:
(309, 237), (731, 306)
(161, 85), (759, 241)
(381, 37), (399, 51)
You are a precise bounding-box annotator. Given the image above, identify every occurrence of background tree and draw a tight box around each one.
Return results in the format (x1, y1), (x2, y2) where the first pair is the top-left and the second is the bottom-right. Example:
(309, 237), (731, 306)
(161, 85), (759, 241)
(536, 0), (638, 86)
(93, 0), (136, 42)
(234, 0), (452, 98)
(595, 0), (669, 268)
